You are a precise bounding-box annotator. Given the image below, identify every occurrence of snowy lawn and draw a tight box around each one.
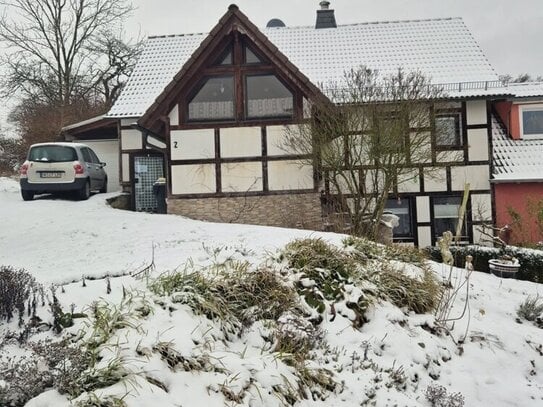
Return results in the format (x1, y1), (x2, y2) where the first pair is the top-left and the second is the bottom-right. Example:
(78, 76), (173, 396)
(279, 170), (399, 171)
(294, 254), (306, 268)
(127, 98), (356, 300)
(1, 176), (542, 407)
(0, 177), (340, 284)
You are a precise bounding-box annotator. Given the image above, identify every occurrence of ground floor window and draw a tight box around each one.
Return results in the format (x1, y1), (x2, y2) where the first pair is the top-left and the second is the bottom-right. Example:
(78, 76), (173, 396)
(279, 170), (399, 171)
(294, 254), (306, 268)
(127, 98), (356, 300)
(432, 196), (467, 239)
(384, 197), (413, 238)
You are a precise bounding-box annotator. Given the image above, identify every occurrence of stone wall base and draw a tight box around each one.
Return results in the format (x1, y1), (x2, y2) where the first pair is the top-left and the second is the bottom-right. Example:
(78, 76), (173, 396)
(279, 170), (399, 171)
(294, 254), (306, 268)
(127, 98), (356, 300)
(167, 193), (323, 230)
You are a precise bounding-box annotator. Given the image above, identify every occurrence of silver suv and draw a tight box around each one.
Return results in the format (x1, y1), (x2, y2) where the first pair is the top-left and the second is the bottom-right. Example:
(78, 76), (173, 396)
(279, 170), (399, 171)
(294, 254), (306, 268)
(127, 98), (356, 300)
(19, 142), (108, 201)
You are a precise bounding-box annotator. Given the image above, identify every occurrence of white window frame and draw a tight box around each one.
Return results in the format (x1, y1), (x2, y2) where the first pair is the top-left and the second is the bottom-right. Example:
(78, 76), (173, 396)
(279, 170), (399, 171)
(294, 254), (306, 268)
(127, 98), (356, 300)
(519, 103), (543, 139)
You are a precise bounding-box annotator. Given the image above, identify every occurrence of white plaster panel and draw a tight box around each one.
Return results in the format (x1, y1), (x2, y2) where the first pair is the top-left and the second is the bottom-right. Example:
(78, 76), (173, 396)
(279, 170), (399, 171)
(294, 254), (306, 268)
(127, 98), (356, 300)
(397, 170), (420, 193)
(409, 132), (432, 163)
(417, 226), (432, 248)
(220, 127), (261, 158)
(364, 169), (386, 194)
(329, 170), (359, 194)
(471, 193), (492, 222)
(466, 100), (487, 125)
(168, 104), (179, 126)
(121, 153), (130, 182)
(267, 125), (301, 156)
(268, 161), (314, 191)
(303, 98), (312, 119)
(424, 168), (447, 192)
(472, 226), (486, 246)
(171, 164), (216, 194)
(436, 150), (463, 163)
(467, 128), (489, 162)
(221, 162), (263, 192)
(450, 165), (490, 191)
(121, 129), (142, 151)
(170, 129), (215, 160)
(416, 196), (430, 223)
(121, 118), (137, 127)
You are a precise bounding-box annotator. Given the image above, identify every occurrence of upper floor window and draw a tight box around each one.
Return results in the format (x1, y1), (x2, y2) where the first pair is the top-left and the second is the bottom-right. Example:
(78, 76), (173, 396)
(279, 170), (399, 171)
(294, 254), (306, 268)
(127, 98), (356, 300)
(185, 38), (295, 123)
(246, 75), (293, 118)
(435, 111), (462, 148)
(188, 77), (235, 121)
(520, 104), (543, 139)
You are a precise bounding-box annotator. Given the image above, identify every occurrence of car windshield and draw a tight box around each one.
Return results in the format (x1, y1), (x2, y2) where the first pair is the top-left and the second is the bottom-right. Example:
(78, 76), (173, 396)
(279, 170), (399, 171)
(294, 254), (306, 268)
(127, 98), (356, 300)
(28, 145), (77, 163)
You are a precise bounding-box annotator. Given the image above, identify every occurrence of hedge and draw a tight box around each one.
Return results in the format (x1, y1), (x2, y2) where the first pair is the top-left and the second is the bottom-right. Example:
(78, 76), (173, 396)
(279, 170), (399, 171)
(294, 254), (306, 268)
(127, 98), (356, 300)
(425, 245), (543, 283)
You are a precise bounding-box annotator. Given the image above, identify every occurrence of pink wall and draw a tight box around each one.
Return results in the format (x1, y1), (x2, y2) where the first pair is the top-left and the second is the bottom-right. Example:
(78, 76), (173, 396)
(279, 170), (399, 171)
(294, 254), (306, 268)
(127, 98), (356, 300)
(495, 101), (521, 140)
(494, 183), (543, 244)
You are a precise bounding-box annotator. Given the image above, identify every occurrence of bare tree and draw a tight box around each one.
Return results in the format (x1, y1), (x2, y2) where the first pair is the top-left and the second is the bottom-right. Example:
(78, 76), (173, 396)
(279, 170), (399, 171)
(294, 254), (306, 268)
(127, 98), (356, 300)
(0, 0), (139, 126)
(284, 67), (451, 240)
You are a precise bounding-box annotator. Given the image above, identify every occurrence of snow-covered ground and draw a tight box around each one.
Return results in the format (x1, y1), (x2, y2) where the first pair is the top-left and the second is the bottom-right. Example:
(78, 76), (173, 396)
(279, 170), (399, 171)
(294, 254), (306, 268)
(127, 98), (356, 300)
(1, 177), (542, 407)
(0, 177), (339, 284)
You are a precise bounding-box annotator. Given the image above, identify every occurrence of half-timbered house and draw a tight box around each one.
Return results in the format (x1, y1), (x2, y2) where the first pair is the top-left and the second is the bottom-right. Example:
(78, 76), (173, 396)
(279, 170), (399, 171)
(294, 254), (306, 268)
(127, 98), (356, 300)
(64, 2), (542, 246)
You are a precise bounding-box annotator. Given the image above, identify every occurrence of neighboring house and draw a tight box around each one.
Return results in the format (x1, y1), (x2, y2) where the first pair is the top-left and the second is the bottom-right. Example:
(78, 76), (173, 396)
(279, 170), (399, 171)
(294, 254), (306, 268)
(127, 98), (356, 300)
(62, 2), (538, 246)
(492, 82), (543, 244)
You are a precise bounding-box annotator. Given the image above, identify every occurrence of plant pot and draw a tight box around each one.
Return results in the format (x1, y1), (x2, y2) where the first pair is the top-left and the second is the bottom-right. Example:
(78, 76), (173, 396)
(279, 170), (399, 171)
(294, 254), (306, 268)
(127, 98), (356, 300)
(488, 259), (520, 279)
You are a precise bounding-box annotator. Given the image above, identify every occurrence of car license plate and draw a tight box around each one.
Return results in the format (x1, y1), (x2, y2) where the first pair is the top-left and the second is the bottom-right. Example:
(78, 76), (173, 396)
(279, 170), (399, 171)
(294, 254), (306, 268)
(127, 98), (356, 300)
(40, 172), (62, 178)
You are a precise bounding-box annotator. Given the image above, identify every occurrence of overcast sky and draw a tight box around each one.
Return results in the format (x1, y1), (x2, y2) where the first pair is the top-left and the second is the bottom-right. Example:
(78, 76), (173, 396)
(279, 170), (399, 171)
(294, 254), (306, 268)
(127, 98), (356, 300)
(129, 0), (542, 78)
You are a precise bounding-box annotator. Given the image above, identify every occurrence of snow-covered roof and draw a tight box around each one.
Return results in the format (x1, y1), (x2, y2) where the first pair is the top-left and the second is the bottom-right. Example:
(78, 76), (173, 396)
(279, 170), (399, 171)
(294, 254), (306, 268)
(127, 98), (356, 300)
(108, 17), (499, 118)
(505, 81), (543, 98)
(492, 115), (543, 182)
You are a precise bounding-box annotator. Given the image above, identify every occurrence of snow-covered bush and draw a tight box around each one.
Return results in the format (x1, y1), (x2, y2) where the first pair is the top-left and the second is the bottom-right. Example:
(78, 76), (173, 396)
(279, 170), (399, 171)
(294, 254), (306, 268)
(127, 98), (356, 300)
(282, 238), (440, 325)
(425, 244), (543, 282)
(343, 235), (428, 265)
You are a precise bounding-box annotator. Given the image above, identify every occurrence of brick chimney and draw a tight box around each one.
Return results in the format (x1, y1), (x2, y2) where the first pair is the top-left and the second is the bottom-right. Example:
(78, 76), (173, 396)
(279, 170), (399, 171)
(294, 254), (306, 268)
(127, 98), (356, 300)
(315, 1), (337, 29)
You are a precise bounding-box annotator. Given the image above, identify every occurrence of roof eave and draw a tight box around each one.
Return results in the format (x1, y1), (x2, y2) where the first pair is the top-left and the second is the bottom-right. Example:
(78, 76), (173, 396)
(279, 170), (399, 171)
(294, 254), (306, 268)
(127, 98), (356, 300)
(491, 177), (543, 184)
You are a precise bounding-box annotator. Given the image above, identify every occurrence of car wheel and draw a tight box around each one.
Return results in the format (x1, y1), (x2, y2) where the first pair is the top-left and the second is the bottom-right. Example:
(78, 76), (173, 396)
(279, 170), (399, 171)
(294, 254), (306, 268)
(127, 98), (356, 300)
(21, 190), (34, 201)
(99, 177), (108, 193)
(78, 180), (91, 200)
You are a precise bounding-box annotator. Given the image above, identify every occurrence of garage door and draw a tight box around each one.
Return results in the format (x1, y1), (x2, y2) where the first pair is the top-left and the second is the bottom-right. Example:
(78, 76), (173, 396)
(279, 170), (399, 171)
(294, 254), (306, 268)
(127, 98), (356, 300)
(81, 140), (120, 192)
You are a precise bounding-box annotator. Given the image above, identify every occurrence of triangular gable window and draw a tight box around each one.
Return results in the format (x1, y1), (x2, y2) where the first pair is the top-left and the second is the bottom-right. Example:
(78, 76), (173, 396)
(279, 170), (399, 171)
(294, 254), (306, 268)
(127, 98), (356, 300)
(215, 46), (233, 66)
(245, 47), (262, 64)
(186, 34), (295, 122)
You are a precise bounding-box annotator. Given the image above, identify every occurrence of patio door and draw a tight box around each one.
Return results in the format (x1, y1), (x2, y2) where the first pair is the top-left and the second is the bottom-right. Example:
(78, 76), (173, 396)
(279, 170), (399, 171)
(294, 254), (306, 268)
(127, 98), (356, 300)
(132, 154), (165, 212)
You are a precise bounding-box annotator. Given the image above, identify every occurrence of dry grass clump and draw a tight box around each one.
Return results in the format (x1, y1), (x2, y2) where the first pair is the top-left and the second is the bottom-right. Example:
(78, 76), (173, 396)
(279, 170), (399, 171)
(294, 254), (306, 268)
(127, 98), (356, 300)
(517, 295), (543, 328)
(150, 261), (298, 333)
(378, 266), (441, 314)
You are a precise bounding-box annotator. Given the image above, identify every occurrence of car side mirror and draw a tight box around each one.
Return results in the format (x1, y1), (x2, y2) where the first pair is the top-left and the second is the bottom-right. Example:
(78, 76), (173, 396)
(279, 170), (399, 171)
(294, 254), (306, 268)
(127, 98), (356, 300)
(100, 162), (107, 167)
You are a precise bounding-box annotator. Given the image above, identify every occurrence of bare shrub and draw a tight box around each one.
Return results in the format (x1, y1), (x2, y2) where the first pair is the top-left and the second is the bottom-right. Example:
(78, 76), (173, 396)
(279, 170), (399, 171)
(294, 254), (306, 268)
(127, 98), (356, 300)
(425, 384), (465, 407)
(0, 339), (90, 406)
(0, 265), (42, 324)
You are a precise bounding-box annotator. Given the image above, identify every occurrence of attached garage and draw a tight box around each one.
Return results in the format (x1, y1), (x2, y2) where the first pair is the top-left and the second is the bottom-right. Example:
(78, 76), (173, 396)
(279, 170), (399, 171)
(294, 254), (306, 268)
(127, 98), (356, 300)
(61, 115), (121, 192)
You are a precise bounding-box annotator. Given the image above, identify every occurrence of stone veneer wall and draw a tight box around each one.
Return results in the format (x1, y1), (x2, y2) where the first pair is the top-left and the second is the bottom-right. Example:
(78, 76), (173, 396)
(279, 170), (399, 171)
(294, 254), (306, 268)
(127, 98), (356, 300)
(168, 192), (323, 230)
